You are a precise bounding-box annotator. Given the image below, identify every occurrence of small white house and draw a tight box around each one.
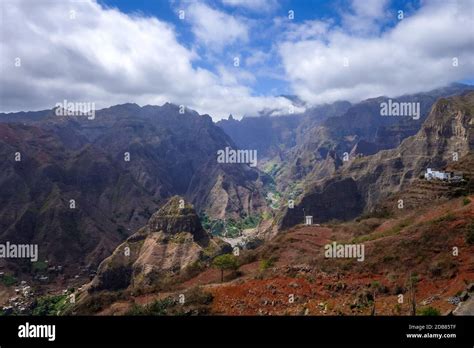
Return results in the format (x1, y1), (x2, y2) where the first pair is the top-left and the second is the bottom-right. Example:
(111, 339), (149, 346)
(425, 168), (449, 180)
(424, 168), (462, 182)
(305, 216), (313, 225)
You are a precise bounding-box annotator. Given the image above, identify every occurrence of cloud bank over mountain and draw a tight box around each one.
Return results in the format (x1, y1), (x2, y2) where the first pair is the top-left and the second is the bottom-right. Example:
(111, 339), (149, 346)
(0, 0), (293, 119)
(1, 0), (473, 119)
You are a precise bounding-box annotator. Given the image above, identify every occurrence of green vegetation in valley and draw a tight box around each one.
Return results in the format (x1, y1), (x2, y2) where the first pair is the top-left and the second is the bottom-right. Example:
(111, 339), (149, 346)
(200, 213), (261, 238)
(32, 294), (70, 316)
(263, 181), (283, 210)
(286, 181), (303, 200)
(263, 161), (282, 177)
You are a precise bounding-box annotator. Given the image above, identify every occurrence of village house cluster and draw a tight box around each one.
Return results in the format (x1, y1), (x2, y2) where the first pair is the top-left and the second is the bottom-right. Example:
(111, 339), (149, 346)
(2, 280), (34, 315)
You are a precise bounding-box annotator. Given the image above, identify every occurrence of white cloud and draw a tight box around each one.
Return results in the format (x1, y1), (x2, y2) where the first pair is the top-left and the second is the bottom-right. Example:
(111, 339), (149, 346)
(186, 2), (248, 49)
(245, 50), (270, 66)
(279, 0), (474, 105)
(350, 0), (388, 18)
(221, 0), (278, 12)
(217, 65), (256, 85)
(283, 19), (331, 41)
(342, 0), (390, 35)
(0, 0), (292, 120)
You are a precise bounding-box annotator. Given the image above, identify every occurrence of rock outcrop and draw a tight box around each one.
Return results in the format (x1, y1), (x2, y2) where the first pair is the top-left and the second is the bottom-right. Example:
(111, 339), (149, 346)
(89, 196), (230, 291)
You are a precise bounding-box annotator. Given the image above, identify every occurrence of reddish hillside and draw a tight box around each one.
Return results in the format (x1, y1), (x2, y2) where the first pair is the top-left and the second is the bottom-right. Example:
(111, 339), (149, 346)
(89, 195), (473, 316)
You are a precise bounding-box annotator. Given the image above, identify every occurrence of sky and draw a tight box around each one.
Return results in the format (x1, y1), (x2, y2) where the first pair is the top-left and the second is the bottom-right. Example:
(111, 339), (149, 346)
(0, 0), (473, 120)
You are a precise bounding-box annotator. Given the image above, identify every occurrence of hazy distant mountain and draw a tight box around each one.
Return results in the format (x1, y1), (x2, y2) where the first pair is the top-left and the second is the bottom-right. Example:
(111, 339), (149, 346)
(216, 101), (351, 160)
(279, 95), (307, 107)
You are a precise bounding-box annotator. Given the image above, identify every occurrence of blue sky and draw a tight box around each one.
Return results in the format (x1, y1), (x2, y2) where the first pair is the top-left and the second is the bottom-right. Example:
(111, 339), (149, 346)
(97, 0), (424, 97)
(2, 0), (473, 119)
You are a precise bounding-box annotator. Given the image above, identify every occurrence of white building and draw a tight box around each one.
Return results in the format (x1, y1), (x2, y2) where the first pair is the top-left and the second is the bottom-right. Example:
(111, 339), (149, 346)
(305, 216), (313, 225)
(424, 168), (463, 182)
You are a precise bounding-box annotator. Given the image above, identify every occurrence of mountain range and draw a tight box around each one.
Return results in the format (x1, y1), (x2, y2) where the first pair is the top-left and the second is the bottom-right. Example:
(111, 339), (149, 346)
(0, 83), (473, 317)
(0, 103), (268, 274)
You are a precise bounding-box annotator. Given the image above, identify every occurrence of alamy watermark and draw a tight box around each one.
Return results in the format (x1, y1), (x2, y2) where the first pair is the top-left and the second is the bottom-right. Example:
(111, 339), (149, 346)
(217, 146), (257, 167)
(324, 242), (365, 262)
(55, 99), (95, 120)
(18, 322), (55, 341)
(0, 242), (38, 262)
(380, 99), (420, 120)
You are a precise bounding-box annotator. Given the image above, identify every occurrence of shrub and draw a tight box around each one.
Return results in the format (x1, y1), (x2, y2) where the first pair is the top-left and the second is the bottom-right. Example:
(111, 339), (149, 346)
(358, 208), (392, 220)
(32, 260), (48, 272)
(185, 286), (213, 305)
(181, 261), (205, 279)
(462, 197), (471, 206)
(393, 303), (402, 315)
(126, 298), (174, 316)
(429, 262), (442, 277)
(79, 292), (122, 314)
(418, 306), (441, 316)
(432, 213), (456, 224)
(428, 257), (457, 279)
(259, 257), (276, 271)
(370, 280), (381, 289)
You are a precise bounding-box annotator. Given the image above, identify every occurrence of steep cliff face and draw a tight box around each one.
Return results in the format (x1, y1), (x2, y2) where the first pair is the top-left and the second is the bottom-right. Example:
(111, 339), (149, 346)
(89, 196), (230, 291)
(187, 161), (270, 220)
(281, 178), (364, 228)
(280, 91), (474, 229)
(0, 122), (136, 272)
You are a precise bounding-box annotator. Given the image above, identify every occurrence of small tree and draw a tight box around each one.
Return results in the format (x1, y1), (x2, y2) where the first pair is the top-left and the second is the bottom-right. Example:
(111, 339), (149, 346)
(213, 254), (238, 283)
(408, 273), (419, 316)
(370, 281), (381, 316)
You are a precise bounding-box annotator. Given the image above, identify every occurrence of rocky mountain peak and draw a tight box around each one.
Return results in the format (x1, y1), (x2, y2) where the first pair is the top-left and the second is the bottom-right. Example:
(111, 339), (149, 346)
(147, 196), (207, 242)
